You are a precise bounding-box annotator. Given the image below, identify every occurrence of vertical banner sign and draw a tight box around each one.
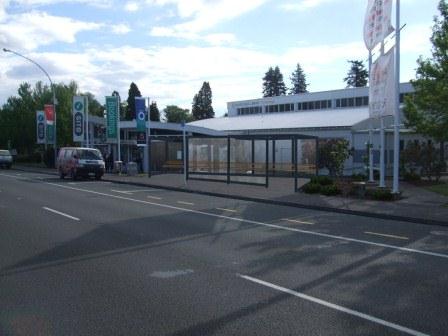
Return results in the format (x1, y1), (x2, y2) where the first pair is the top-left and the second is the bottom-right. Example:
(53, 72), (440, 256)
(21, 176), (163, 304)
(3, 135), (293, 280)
(44, 104), (55, 144)
(369, 48), (395, 118)
(135, 97), (147, 145)
(106, 96), (118, 143)
(36, 110), (46, 144)
(364, 0), (394, 50)
(73, 96), (85, 142)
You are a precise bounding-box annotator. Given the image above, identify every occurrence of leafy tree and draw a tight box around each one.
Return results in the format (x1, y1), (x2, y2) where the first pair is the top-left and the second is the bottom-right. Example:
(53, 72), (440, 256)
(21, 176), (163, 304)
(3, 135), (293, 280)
(150, 101), (160, 122)
(164, 105), (193, 123)
(262, 66), (286, 97)
(317, 139), (351, 177)
(404, 0), (448, 160)
(192, 82), (214, 120)
(343, 60), (368, 88)
(0, 80), (78, 157)
(82, 92), (103, 117)
(289, 63), (308, 94)
(125, 82), (142, 120)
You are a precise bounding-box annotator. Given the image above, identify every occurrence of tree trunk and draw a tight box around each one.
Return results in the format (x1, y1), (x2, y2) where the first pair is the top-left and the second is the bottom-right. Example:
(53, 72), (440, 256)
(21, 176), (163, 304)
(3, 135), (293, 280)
(440, 141), (445, 162)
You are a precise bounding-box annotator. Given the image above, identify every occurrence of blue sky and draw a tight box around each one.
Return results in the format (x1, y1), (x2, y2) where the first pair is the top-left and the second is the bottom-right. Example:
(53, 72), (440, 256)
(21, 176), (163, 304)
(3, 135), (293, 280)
(0, 0), (441, 116)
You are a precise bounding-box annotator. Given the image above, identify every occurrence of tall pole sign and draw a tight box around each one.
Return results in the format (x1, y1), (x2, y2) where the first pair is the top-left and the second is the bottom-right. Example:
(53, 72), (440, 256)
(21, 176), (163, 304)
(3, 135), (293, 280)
(364, 0), (396, 189)
(73, 96), (85, 143)
(44, 104), (55, 144)
(106, 96), (118, 143)
(135, 97), (147, 145)
(36, 110), (46, 144)
(393, 0), (401, 194)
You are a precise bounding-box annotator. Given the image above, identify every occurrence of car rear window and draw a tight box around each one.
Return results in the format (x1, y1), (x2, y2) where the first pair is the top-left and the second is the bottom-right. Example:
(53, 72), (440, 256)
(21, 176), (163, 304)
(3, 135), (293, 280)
(0, 150), (11, 156)
(77, 149), (102, 160)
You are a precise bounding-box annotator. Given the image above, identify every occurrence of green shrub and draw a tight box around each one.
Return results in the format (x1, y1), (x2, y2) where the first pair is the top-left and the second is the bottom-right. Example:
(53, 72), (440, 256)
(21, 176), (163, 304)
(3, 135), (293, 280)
(320, 184), (341, 196)
(352, 173), (366, 181)
(302, 183), (321, 194)
(310, 176), (333, 186)
(403, 171), (421, 182)
(369, 189), (395, 201)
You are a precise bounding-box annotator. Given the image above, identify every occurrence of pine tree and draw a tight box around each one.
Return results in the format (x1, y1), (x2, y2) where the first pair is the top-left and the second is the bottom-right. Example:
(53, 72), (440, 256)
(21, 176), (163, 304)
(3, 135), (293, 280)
(262, 67), (275, 97)
(125, 82), (142, 120)
(289, 63), (308, 94)
(404, 0), (448, 160)
(149, 101), (160, 122)
(262, 66), (286, 97)
(343, 60), (368, 88)
(192, 82), (214, 120)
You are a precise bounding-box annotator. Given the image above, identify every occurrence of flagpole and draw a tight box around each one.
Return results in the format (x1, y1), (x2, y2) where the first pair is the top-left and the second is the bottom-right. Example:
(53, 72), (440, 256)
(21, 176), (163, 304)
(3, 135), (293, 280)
(379, 42), (386, 188)
(368, 50), (374, 183)
(392, 0), (401, 194)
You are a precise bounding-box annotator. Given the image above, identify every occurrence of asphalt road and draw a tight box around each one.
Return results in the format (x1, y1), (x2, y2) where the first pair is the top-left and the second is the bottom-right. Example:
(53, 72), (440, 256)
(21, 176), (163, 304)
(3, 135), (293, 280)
(1, 169), (448, 336)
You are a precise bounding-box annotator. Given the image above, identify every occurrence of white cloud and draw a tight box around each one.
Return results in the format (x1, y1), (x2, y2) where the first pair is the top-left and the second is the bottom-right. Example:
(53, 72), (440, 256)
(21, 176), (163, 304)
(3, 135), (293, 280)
(279, 0), (333, 12)
(10, 0), (113, 8)
(149, 0), (269, 41)
(0, 10), (102, 51)
(124, 1), (139, 12)
(112, 23), (132, 34)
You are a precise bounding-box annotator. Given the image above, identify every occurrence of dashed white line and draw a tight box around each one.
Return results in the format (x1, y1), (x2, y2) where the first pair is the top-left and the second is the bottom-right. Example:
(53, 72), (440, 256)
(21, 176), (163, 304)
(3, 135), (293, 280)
(217, 208), (237, 213)
(365, 231), (409, 240)
(43, 207), (80, 221)
(147, 195), (162, 200)
(282, 218), (314, 225)
(177, 201), (195, 206)
(238, 274), (429, 336)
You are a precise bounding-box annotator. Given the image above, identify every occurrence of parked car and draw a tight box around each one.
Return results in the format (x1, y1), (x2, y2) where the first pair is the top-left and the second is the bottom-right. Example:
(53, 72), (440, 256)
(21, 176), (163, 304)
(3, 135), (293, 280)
(0, 150), (13, 169)
(57, 147), (105, 180)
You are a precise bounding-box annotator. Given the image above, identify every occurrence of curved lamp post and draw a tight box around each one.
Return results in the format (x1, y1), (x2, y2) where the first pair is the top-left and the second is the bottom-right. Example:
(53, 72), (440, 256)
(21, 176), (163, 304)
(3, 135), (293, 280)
(3, 48), (57, 167)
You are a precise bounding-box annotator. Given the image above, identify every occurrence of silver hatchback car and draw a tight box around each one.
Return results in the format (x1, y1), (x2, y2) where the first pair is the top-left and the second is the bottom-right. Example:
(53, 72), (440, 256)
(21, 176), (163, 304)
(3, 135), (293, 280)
(0, 150), (13, 169)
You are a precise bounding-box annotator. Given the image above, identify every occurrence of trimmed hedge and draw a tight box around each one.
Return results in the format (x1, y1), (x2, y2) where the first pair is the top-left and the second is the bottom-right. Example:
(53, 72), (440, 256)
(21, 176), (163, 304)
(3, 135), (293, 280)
(320, 184), (341, 196)
(368, 189), (395, 201)
(302, 183), (321, 194)
(310, 176), (334, 186)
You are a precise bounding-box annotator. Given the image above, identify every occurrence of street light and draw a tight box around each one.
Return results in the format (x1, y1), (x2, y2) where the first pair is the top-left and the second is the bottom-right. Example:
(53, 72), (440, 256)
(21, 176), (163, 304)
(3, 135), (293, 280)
(3, 48), (57, 167)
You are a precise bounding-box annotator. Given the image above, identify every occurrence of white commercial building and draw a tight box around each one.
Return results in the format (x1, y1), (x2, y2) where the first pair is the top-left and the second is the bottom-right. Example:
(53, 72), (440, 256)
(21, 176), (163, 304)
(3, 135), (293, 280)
(188, 83), (424, 176)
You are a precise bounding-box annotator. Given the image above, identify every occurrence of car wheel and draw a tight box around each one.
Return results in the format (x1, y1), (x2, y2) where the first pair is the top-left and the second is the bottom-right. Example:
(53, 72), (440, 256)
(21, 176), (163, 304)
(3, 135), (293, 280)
(59, 169), (65, 179)
(6, 165), (11, 169)
(95, 174), (102, 180)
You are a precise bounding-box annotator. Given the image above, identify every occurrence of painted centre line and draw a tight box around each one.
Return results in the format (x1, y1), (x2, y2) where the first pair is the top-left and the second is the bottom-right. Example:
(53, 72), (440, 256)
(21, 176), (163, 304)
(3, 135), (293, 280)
(217, 208), (237, 213)
(177, 201), (195, 206)
(238, 274), (429, 336)
(282, 218), (314, 225)
(147, 195), (162, 200)
(42, 207), (80, 221)
(365, 231), (409, 240)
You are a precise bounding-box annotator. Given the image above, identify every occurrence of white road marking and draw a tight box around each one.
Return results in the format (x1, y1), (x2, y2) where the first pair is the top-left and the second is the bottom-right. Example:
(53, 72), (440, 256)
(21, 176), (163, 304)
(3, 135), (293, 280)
(365, 231), (409, 240)
(177, 201), (195, 206)
(112, 189), (157, 194)
(2, 174), (448, 261)
(217, 208), (237, 213)
(43, 207), (80, 221)
(147, 195), (162, 200)
(282, 218), (314, 225)
(111, 189), (132, 194)
(238, 274), (429, 336)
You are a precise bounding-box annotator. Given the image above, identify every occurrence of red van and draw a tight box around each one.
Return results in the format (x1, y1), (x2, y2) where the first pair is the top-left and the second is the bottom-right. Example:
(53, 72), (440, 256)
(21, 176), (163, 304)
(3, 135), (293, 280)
(57, 147), (105, 180)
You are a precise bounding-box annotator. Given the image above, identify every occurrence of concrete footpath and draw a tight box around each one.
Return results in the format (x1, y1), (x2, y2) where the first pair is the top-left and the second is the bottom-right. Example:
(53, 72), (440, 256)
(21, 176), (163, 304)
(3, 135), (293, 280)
(12, 165), (448, 226)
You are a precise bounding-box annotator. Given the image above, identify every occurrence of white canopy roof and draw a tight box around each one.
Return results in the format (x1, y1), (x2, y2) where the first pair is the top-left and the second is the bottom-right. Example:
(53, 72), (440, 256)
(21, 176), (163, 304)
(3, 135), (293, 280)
(188, 108), (370, 132)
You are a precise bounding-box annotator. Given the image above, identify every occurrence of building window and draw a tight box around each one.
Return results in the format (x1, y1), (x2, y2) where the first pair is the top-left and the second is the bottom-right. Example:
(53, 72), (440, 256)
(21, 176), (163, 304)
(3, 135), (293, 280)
(341, 98), (347, 107)
(363, 96), (369, 105)
(348, 98), (354, 107)
(297, 103), (302, 110)
(336, 99), (341, 108)
(355, 97), (363, 106)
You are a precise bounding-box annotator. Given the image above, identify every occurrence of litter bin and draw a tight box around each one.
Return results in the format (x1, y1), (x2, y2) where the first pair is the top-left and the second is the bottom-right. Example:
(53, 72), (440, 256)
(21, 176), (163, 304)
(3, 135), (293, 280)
(127, 162), (138, 176)
(114, 161), (123, 174)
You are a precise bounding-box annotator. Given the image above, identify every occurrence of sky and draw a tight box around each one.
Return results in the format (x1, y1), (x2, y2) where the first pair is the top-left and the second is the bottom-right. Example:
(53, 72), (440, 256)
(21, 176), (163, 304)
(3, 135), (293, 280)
(0, 0), (442, 116)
